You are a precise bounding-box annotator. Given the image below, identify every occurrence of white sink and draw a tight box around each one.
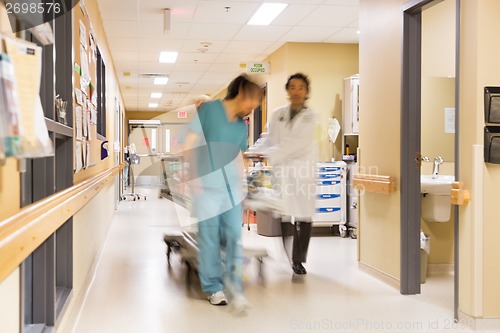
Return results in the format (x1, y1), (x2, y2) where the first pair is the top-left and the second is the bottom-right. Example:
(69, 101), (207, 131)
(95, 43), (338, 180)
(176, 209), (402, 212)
(421, 174), (454, 222)
(421, 175), (455, 195)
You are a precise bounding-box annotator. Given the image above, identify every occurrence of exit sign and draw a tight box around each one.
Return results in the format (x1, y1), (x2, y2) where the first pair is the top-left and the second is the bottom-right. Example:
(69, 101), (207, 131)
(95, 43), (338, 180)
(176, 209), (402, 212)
(246, 61), (270, 74)
(177, 110), (187, 119)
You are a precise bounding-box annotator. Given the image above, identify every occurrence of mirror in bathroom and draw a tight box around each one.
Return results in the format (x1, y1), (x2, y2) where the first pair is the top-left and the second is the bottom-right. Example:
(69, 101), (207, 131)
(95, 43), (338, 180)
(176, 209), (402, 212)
(421, 0), (456, 164)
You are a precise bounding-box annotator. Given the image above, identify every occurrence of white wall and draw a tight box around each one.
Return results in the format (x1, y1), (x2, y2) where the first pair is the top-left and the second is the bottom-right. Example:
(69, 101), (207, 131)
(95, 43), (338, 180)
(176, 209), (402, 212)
(58, 183), (116, 332)
(0, 269), (20, 333)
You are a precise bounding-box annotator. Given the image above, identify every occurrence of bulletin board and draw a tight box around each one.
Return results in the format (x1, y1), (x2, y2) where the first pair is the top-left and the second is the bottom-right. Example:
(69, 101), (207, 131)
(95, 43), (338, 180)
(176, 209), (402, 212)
(72, 1), (102, 176)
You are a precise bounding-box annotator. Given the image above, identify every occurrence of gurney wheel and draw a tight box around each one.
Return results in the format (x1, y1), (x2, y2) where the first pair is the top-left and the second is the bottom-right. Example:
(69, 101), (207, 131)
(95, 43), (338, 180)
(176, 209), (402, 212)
(339, 225), (348, 238)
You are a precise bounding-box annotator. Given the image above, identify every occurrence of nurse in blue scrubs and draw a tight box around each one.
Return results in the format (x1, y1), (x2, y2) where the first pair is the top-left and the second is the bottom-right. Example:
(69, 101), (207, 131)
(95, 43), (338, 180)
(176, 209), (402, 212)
(183, 75), (262, 308)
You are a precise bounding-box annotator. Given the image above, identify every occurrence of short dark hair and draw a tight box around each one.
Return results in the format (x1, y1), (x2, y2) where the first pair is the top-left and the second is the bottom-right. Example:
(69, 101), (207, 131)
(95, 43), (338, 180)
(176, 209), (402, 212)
(225, 74), (262, 101)
(285, 73), (310, 92)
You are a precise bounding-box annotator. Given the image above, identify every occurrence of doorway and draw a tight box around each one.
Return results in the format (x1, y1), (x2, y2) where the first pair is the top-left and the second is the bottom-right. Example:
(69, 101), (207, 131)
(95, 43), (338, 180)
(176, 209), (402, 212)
(401, 0), (460, 319)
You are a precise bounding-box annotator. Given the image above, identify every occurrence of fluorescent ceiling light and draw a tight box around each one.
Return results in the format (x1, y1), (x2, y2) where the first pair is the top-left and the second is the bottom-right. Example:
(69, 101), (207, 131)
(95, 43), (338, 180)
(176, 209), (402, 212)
(151, 93), (163, 98)
(159, 51), (178, 63)
(154, 77), (169, 85)
(247, 3), (288, 26)
(148, 103), (159, 108)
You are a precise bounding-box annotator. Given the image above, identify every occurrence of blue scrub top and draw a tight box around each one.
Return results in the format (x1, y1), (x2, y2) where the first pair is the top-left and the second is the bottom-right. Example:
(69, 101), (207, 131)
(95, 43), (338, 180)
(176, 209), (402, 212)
(189, 100), (247, 189)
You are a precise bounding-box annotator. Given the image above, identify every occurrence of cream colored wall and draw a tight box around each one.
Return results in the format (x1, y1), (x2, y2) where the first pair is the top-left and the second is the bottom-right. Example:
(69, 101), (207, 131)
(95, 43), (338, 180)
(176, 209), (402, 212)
(421, 77), (455, 162)
(459, 0), (500, 319)
(422, 0), (456, 78)
(358, 0), (404, 281)
(58, 184), (115, 333)
(265, 43), (359, 161)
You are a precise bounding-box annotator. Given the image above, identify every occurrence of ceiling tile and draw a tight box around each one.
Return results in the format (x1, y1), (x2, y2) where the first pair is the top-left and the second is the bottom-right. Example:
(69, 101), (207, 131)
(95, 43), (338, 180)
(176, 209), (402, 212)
(223, 41), (274, 55)
(299, 5), (359, 27)
(181, 40), (228, 53)
(97, 1), (138, 20)
(174, 62), (211, 72)
(192, 1), (259, 24)
(138, 21), (191, 39)
(234, 26), (291, 42)
(102, 20), (139, 38)
(176, 52), (219, 64)
(187, 23), (240, 40)
(322, 0), (359, 5)
(323, 27), (359, 43)
(272, 4), (318, 26)
(280, 26), (340, 42)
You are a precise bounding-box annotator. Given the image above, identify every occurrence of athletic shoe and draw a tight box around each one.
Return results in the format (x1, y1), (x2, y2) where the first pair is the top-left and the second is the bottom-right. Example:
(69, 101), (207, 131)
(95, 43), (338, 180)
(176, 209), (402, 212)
(208, 291), (227, 305)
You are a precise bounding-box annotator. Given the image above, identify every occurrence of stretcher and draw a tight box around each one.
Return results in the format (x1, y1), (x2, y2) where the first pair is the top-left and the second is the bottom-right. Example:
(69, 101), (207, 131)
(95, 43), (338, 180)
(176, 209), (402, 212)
(163, 230), (268, 286)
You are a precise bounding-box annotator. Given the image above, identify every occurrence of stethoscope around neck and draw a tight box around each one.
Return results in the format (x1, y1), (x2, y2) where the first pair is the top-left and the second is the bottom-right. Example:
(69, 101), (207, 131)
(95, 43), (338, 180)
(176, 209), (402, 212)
(279, 105), (306, 122)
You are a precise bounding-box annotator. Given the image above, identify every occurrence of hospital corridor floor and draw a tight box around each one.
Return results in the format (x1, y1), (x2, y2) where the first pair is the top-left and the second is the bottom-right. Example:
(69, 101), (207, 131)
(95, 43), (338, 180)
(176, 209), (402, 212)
(71, 187), (486, 333)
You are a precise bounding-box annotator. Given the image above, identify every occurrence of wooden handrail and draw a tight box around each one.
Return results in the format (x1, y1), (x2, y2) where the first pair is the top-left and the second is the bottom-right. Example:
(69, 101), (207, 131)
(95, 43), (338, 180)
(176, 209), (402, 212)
(353, 174), (396, 194)
(0, 164), (124, 282)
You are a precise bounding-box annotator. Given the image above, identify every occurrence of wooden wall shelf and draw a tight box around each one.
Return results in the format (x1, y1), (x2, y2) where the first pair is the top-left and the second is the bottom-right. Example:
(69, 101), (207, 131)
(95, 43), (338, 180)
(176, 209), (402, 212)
(353, 174), (396, 194)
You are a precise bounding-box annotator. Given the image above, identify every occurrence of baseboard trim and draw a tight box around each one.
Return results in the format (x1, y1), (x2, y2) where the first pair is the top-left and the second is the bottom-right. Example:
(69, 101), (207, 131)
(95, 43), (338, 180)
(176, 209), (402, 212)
(428, 264), (454, 275)
(358, 262), (400, 290)
(458, 310), (500, 331)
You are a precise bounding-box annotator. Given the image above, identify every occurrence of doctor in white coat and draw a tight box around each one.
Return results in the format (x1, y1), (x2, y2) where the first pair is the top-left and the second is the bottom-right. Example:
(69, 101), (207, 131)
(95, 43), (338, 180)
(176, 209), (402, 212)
(263, 73), (317, 275)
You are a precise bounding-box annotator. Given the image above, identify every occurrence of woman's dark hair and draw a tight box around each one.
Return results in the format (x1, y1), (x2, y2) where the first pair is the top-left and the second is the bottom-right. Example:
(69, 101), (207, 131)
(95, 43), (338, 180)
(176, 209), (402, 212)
(225, 74), (262, 101)
(285, 73), (310, 92)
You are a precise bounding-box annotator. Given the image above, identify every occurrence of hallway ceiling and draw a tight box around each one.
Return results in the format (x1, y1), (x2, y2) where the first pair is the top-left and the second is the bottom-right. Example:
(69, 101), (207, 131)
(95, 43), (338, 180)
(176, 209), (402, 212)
(95, 0), (359, 112)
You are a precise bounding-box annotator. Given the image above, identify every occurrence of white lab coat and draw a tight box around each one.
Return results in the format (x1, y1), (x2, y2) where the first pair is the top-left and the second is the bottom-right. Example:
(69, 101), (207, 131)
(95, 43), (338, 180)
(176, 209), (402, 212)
(262, 104), (317, 220)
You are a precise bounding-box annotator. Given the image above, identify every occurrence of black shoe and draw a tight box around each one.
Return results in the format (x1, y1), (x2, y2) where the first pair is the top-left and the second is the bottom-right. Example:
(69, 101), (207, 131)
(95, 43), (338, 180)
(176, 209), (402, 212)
(292, 262), (307, 275)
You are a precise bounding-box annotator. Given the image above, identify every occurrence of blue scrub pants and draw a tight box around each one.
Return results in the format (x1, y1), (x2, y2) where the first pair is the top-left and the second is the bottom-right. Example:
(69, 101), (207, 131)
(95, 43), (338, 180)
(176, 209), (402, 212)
(194, 189), (244, 295)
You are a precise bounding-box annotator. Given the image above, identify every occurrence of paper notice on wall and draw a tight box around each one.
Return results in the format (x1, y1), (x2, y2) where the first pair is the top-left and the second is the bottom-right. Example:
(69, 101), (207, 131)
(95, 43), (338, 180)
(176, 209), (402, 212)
(75, 88), (84, 105)
(80, 44), (91, 83)
(75, 141), (83, 172)
(90, 105), (97, 125)
(76, 106), (83, 140)
(82, 106), (88, 138)
(86, 140), (91, 167)
(87, 110), (92, 140)
(79, 20), (87, 49)
(445, 108), (455, 134)
(3, 35), (53, 157)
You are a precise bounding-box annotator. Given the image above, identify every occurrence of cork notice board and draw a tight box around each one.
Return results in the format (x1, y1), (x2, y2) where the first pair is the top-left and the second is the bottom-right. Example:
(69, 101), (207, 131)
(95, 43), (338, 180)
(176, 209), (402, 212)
(72, 2), (101, 175)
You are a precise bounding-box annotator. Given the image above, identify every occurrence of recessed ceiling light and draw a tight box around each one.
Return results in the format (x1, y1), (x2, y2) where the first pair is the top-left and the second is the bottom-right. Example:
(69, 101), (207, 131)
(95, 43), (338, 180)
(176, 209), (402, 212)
(149, 103), (159, 108)
(154, 77), (169, 85)
(151, 93), (163, 98)
(159, 51), (178, 63)
(356, 30), (361, 35)
(248, 3), (288, 26)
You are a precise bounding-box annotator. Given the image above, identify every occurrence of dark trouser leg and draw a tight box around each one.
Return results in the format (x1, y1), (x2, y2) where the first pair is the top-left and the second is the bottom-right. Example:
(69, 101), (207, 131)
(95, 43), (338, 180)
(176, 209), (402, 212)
(281, 221), (294, 260)
(292, 222), (313, 263)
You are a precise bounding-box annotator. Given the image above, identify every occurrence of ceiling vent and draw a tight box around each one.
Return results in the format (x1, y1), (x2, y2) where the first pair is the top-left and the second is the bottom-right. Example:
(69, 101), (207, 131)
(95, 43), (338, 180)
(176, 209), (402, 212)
(140, 73), (168, 78)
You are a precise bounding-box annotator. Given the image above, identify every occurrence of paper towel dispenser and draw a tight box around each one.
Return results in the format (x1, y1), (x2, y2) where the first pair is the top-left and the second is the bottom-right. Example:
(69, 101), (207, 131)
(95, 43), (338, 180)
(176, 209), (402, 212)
(484, 87), (500, 123)
(484, 126), (500, 163)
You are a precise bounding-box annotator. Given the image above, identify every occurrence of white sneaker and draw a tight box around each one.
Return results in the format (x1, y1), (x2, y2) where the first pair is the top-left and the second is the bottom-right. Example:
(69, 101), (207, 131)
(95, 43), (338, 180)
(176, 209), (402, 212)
(230, 294), (250, 316)
(208, 291), (227, 305)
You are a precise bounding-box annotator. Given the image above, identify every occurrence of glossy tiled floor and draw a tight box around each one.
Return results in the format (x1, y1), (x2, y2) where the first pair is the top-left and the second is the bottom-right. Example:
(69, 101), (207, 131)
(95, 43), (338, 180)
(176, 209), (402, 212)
(72, 188), (484, 333)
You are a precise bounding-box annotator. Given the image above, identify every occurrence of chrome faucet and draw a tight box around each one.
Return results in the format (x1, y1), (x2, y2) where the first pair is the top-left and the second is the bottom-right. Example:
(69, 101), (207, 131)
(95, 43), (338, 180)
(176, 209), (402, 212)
(432, 156), (444, 178)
